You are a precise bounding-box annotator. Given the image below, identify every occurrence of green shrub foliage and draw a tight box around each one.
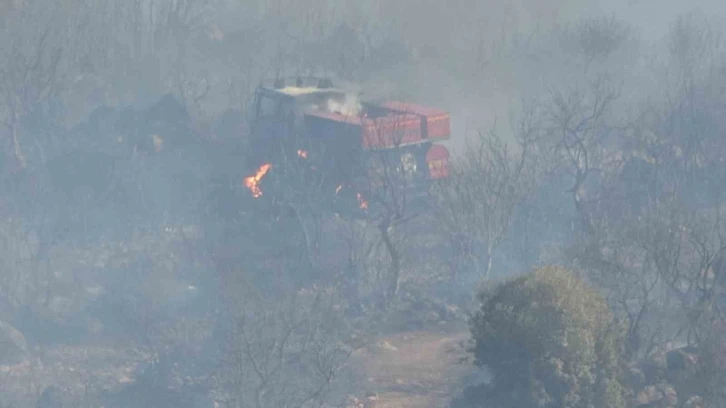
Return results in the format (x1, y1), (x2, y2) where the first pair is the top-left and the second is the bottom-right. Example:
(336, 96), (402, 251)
(468, 266), (627, 408)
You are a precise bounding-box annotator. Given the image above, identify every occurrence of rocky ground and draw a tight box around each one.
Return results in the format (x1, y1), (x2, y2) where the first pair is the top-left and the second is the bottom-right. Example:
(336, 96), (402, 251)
(0, 343), (150, 407)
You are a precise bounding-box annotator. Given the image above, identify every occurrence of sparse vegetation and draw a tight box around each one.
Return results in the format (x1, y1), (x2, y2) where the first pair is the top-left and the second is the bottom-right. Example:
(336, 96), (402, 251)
(0, 1), (726, 407)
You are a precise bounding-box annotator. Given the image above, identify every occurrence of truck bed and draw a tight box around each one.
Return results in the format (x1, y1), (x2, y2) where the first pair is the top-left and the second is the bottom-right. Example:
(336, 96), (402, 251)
(303, 101), (451, 150)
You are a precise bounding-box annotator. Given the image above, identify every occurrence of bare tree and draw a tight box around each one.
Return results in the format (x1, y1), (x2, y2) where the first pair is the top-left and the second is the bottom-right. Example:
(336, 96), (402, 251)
(357, 109), (430, 305)
(539, 75), (623, 236)
(0, 3), (65, 169)
(216, 281), (361, 408)
(432, 107), (536, 282)
(572, 205), (676, 359)
(569, 25), (726, 354)
(560, 15), (636, 73)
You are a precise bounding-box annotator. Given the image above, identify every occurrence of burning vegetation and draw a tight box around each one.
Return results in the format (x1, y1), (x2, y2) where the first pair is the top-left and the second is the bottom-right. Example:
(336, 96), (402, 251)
(356, 193), (368, 211)
(243, 148), (369, 212)
(244, 163), (272, 198)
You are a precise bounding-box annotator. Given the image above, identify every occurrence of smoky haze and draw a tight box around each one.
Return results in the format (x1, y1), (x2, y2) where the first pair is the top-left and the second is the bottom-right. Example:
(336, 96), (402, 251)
(1, 0), (726, 407)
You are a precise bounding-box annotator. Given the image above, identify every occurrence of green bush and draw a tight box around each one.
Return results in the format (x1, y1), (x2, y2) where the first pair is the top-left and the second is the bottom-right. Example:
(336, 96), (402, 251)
(464, 266), (627, 408)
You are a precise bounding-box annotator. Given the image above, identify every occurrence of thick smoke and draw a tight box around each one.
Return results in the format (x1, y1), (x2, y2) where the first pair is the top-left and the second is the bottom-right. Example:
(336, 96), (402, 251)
(325, 92), (363, 117)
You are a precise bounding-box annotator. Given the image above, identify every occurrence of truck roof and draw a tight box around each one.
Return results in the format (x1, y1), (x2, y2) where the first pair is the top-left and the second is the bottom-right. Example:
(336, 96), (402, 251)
(267, 86), (351, 97)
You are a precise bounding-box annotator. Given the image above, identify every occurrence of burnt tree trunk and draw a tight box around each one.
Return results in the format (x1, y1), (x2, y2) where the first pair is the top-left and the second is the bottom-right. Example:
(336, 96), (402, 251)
(379, 217), (401, 306)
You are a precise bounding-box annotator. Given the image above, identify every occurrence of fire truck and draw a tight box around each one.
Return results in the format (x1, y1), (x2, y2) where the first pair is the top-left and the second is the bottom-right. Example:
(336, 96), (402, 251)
(245, 76), (451, 214)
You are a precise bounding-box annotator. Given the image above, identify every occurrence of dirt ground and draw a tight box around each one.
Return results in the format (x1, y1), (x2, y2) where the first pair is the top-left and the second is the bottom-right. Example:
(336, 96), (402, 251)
(0, 327), (475, 408)
(347, 323), (473, 408)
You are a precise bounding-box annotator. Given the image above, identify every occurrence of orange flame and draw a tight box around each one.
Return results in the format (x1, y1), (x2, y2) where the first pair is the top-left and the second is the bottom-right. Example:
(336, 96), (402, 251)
(357, 193), (369, 211)
(297, 149), (308, 159)
(244, 163), (272, 198)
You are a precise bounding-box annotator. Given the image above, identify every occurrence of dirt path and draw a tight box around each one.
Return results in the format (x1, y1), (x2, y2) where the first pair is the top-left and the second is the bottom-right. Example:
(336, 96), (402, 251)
(348, 325), (473, 408)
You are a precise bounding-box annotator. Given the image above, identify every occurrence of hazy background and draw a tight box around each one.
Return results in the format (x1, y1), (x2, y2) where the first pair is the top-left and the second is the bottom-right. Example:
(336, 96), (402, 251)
(2, 0), (726, 407)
